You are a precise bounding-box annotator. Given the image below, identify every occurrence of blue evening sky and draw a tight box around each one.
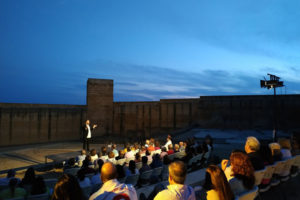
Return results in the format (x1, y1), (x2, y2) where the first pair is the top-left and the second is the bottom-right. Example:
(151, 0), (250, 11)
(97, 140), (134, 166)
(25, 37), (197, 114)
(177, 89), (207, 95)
(1, 0), (300, 104)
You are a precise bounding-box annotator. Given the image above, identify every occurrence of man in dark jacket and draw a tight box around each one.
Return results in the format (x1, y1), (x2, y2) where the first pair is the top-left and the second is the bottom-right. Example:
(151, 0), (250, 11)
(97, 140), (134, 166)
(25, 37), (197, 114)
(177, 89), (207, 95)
(82, 119), (97, 151)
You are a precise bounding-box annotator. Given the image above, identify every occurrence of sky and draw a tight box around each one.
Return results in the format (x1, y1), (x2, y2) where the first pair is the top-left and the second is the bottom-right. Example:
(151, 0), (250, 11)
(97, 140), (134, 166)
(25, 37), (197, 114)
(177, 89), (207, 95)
(1, 0), (300, 104)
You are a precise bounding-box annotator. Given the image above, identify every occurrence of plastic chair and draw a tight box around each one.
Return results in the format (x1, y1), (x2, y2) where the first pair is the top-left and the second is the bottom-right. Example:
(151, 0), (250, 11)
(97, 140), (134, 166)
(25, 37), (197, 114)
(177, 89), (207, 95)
(271, 160), (285, 186)
(254, 168), (266, 186)
(259, 164), (275, 192)
(27, 193), (50, 200)
(280, 157), (295, 180)
(235, 186), (258, 200)
(125, 174), (139, 186)
(139, 170), (154, 186)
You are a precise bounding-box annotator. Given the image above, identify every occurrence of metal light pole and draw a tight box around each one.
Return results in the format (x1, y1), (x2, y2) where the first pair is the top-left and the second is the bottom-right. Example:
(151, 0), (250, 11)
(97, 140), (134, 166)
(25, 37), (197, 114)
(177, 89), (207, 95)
(260, 74), (284, 142)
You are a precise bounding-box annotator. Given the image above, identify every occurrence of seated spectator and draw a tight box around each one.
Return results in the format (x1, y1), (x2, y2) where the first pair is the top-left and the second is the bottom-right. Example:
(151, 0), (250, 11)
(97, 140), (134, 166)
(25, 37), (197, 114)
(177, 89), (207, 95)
(179, 142), (185, 152)
(163, 155), (172, 165)
(125, 146), (135, 160)
(79, 159), (96, 175)
(167, 144), (174, 155)
(31, 176), (49, 195)
(203, 165), (234, 200)
(90, 149), (99, 163)
(0, 169), (20, 186)
(222, 152), (255, 196)
(139, 156), (151, 174)
(148, 143), (156, 152)
(77, 149), (87, 166)
(154, 161), (195, 200)
(259, 144), (274, 166)
(91, 159), (104, 185)
(160, 147), (168, 159)
(19, 167), (36, 191)
(269, 142), (282, 162)
(174, 144), (180, 153)
(0, 178), (26, 200)
(278, 138), (292, 159)
(89, 162), (138, 200)
(77, 169), (91, 188)
(140, 146), (147, 155)
(115, 150), (125, 160)
(135, 153), (142, 163)
(125, 160), (140, 176)
(164, 135), (172, 151)
(64, 158), (79, 170)
(155, 141), (161, 150)
(107, 151), (116, 164)
(100, 146), (108, 162)
(145, 139), (150, 148)
(116, 165), (126, 180)
(146, 150), (153, 164)
(112, 144), (119, 157)
(51, 174), (85, 200)
(244, 136), (265, 170)
(150, 154), (163, 169)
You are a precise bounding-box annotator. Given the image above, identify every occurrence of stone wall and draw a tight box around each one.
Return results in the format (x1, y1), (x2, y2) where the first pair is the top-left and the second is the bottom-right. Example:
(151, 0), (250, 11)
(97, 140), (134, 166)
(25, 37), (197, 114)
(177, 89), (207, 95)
(1, 78), (300, 147)
(0, 103), (86, 146)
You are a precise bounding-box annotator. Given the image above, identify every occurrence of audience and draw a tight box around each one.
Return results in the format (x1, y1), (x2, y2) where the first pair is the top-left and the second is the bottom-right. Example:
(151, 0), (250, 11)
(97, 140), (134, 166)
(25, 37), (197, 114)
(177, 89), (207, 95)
(91, 159), (103, 185)
(269, 142), (282, 162)
(64, 158), (79, 170)
(150, 154), (163, 169)
(51, 174), (85, 200)
(19, 167), (36, 192)
(31, 176), (49, 195)
(154, 161), (195, 200)
(164, 135), (172, 151)
(203, 165), (234, 200)
(77, 150), (87, 166)
(0, 178), (26, 200)
(89, 162), (138, 200)
(90, 149), (98, 163)
(111, 144), (119, 158)
(223, 152), (255, 196)
(77, 169), (91, 188)
(278, 138), (292, 159)
(126, 160), (140, 176)
(244, 136), (265, 170)
(139, 156), (151, 174)
(0, 170), (20, 186)
(78, 159), (96, 175)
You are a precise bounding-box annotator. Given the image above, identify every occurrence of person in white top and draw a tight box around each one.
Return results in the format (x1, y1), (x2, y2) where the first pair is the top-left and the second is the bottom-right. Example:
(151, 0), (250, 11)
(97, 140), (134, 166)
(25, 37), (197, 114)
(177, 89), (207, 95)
(82, 120), (97, 151)
(164, 135), (172, 151)
(89, 162), (138, 200)
(154, 161), (195, 200)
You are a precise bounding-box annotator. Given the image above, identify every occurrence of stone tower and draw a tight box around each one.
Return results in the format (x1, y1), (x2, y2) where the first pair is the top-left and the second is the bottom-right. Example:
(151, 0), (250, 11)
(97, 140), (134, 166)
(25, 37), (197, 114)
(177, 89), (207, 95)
(86, 79), (113, 136)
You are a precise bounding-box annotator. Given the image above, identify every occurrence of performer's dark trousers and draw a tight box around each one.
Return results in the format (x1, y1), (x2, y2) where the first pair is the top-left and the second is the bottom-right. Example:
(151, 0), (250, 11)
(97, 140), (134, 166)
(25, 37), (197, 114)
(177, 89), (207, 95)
(83, 138), (91, 151)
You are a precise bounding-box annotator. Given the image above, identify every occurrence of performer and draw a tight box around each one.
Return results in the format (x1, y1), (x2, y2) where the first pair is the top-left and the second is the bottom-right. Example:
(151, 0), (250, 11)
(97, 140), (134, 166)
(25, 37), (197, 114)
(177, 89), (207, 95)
(82, 119), (97, 151)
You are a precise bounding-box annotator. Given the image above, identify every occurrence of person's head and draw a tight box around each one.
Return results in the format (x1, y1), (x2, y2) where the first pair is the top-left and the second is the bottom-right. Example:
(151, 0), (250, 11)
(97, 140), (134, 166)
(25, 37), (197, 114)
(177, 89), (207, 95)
(101, 146), (107, 155)
(52, 174), (84, 200)
(31, 176), (46, 195)
(155, 140), (160, 148)
(174, 144), (179, 151)
(146, 150), (151, 156)
(85, 120), (90, 125)
(153, 153), (160, 161)
(179, 141), (184, 147)
(90, 149), (97, 156)
(100, 162), (117, 183)
(7, 169), (16, 178)
(142, 156), (148, 164)
(135, 153), (141, 161)
(97, 159), (104, 173)
(127, 146), (131, 152)
(112, 144), (117, 150)
(245, 136), (260, 153)
(82, 158), (90, 168)
(269, 142), (281, 156)
(161, 146), (167, 152)
(129, 160), (136, 174)
(146, 140), (150, 145)
(119, 150), (125, 158)
(278, 138), (291, 150)
(230, 152), (255, 189)
(163, 155), (171, 165)
(168, 144), (173, 150)
(116, 165), (125, 179)
(203, 165), (234, 200)
(23, 167), (35, 183)
(81, 149), (86, 156)
(168, 161), (187, 185)
(67, 158), (76, 167)
(108, 151), (115, 159)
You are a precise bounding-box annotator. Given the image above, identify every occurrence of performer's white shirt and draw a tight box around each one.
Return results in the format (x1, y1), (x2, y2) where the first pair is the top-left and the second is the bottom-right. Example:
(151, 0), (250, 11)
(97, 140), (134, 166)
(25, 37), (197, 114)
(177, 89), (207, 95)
(164, 140), (172, 151)
(87, 124), (92, 138)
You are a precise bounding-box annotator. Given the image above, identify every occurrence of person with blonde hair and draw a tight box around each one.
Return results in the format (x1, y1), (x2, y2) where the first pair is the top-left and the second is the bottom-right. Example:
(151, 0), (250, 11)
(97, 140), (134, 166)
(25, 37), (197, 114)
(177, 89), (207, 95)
(269, 142), (282, 162)
(278, 138), (292, 159)
(244, 136), (264, 170)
